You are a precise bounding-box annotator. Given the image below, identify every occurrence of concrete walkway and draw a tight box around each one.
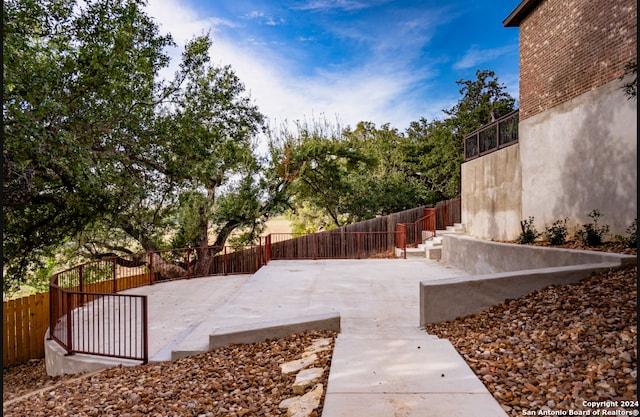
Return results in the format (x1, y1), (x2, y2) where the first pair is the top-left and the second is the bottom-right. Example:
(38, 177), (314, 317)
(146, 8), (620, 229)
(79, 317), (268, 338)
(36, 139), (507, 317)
(133, 259), (508, 416)
(56, 259), (508, 416)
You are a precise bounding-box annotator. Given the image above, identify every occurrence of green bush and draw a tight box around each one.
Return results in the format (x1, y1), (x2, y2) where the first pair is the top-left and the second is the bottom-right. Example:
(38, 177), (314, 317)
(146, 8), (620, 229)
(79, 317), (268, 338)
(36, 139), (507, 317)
(575, 210), (610, 246)
(544, 218), (569, 245)
(518, 216), (540, 244)
(615, 218), (637, 248)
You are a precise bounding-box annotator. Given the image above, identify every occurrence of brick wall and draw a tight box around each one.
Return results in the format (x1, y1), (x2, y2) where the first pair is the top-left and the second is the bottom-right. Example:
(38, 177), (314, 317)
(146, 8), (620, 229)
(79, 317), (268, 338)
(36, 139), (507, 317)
(519, 0), (637, 120)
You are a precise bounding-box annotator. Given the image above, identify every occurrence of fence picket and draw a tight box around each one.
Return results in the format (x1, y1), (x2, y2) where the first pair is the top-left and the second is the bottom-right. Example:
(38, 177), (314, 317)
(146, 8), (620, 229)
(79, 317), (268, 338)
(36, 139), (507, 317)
(37, 293), (48, 358)
(2, 291), (60, 366)
(28, 295), (37, 358)
(14, 298), (25, 363)
(3, 300), (12, 367)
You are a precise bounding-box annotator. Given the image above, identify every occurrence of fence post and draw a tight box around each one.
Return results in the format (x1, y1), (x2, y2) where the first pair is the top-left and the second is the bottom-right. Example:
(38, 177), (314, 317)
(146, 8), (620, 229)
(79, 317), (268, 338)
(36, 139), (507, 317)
(142, 296), (149, 364)
(79, 265), (84, 294)
(266, 234), (271, 263)
(187, 248), (191, 279)
(65, 292), (73, 356)
(149, 253), (154, 285)
(113, 258), (117, 293)
(48, 288), (54, 340)
(313, 233), (317, 260)
(396, 224), (407, 259)
(223, 246), (228, 276)
(357, 233), (361, 259)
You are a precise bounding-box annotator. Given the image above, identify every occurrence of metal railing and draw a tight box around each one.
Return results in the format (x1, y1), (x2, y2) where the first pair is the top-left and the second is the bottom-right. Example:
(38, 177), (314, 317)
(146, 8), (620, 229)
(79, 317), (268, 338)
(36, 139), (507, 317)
(395, 209), (436, 259)
(48, 202), (460, 363)
(49, 243), (267, 363)
(463, 110), (519, 161)
(50, 256), (152, 363)
(395, 198), (461, 259)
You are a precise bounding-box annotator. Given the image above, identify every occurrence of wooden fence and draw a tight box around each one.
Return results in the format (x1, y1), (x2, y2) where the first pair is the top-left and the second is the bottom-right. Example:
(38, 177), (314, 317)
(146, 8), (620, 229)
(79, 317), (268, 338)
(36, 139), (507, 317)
(268, 206), (429, 260)
(4, 292), (49, 368)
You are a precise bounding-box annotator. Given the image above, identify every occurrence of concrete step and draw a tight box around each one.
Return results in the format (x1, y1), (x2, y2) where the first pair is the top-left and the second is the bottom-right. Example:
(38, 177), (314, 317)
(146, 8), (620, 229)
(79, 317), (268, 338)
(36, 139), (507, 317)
(418, 236), (443, 250)
(446, 223), (465, 233)
(404, 248), (426, 258)
(395, 246), (442, 260)
(421, 230), (436, 241)
(396, 226), (462, 259)
(425, 247), (442, 260)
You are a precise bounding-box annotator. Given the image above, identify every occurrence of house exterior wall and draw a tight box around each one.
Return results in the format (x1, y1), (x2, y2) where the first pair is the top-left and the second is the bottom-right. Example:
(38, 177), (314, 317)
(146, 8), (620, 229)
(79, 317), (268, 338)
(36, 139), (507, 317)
(461, 0), (637, 241)
(518, 0), (636, 121)
(517, 0), (637, 237)
(461, 144), (522, 241)
(520, 78), (637, 236)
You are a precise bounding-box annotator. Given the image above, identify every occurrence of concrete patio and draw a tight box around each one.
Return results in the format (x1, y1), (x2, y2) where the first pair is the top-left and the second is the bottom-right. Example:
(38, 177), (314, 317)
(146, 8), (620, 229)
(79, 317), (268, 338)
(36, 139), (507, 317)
(45, 257), (509, 416)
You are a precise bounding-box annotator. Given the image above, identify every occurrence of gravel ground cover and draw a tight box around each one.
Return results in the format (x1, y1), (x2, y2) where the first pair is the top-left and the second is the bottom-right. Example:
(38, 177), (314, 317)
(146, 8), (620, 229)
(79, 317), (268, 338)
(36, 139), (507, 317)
(426, 264), (637, 416)
(3, 330), (336, 417)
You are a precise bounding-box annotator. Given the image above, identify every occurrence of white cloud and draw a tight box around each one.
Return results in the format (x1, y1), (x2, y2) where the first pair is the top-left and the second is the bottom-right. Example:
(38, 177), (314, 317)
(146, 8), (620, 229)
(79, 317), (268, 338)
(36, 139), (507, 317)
(145, 0), (440, 145)
(294, 0), (380, 12)
(245, 10), (264, 19)
(453, 44), (518, 70)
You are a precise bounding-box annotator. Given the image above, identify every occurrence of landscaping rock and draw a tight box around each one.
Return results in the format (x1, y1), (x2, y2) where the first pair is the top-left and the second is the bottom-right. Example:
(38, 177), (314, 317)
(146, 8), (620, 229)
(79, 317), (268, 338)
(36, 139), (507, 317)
(302, 338), (333, 357)
(426, 265), (637, 417)
(3, 331), (336, 417)
(279, 383), (323, 417)
(280, 354), (318, 374)
(293, 367), (324, 394)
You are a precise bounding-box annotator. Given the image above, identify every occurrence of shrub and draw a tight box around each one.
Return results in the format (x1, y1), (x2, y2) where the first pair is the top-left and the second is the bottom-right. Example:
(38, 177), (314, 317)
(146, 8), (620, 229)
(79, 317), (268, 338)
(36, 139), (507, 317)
(575, 210), (610, 246)
(518, 216), (540, 244)
(615, 218), (637, 248)
(544, 218), (569, 245)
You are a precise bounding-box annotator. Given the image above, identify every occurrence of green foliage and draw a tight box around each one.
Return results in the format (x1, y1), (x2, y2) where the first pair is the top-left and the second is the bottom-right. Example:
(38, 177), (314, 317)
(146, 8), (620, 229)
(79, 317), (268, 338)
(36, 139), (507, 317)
(443, 69), (517, 138)
(2, 0), (281, 293)
(518, 217), (541, 244)
(29, 259), (58, 294)
(3, 0), (173, 292)
(544, 218), (569, 246)
(404, 118), (462, 201)
(3, 0), (517, 293)
(575, 210), (610, 246)
(270, 118), (428, 228)
(268, 70), (515, 232)
(614, 219), (637, 248)
(288, 203), (336, 234)
(620, 61), (637, 100)
(625, 219), (637, 248)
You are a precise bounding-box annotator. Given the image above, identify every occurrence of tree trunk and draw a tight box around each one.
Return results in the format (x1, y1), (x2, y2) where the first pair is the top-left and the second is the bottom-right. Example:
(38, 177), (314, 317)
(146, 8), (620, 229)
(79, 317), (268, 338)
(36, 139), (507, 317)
(149, 251), (188, 280)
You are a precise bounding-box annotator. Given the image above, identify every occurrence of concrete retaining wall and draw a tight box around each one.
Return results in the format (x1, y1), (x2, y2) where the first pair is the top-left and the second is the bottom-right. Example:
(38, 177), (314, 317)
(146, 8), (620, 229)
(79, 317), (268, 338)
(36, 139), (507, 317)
(420, 234), (636, 325)
(440, 234), (634, 275)
(461, 144), (522, 241)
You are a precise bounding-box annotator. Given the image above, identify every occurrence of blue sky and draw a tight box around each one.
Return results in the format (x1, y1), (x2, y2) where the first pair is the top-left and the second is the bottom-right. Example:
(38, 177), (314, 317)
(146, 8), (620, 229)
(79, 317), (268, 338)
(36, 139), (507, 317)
(145, 0), (520, 133)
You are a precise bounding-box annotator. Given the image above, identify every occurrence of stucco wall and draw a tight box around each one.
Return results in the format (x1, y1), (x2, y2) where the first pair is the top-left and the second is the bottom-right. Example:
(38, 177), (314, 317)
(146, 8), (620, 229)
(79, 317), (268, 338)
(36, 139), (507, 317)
(520, 78), (637, 236)
(461, 144), (522, 241)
